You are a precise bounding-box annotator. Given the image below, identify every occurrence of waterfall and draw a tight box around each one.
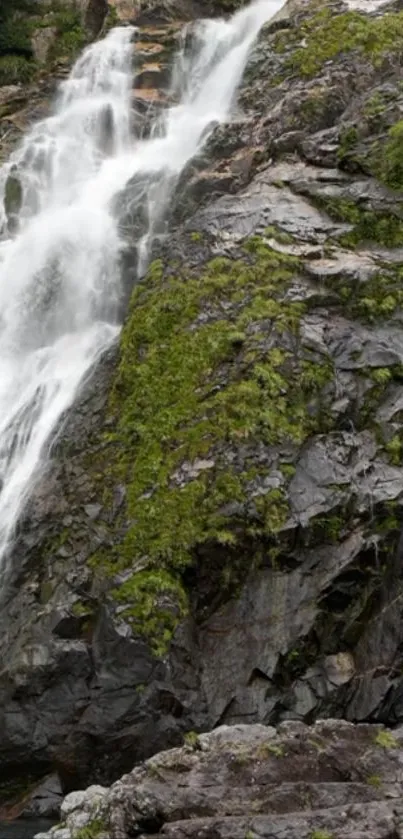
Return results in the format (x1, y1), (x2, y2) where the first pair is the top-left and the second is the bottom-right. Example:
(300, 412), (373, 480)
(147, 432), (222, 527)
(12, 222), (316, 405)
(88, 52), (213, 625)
(0, 0), (284, 578)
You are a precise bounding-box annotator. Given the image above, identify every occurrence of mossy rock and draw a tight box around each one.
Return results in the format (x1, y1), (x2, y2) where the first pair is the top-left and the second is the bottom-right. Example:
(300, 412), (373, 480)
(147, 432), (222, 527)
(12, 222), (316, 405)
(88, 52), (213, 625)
(88, 237), (335, 652)
(274, 5), (403, 79)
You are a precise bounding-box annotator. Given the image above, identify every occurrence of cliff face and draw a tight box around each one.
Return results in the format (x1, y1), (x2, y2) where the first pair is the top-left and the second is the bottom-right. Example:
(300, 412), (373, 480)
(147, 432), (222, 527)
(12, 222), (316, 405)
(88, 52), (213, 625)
(2, 0), (403, 820)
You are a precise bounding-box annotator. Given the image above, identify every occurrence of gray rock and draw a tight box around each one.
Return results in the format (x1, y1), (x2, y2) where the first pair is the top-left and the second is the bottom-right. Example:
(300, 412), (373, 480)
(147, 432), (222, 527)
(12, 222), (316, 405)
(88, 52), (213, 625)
(33, 720), (403, 839)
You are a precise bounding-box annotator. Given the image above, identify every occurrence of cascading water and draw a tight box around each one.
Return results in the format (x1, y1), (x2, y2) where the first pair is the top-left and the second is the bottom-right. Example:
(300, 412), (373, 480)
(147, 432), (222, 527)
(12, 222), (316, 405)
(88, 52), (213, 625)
(0, 0), (284, 579)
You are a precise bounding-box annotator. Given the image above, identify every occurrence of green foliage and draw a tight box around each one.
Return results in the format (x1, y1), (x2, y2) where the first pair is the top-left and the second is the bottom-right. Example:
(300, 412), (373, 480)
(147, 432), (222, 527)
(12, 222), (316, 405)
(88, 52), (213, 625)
(363, 91), (388, 120)
(255, 741), (284, 759)
(112, 569), (188, 657)
(74, 819), (105, 839)
(306, 207), (403, 322)
(0, 0), (36, 58)
(70, 600), (93, 617)
(366, 774), (382, 788)
(103, 4), (120, 31)
(370, 368), (392, 385)
(46, 9), (87, 61)
(88, 241), (335, 652)
(313, 195), (403, 249)
(264, 225), (294, 244)
(309, 514), (343, 545)
(385, 435), (402, 466)
(184, 730), (200, 749)
(374, 729), (397, 748)
(337, 126), (359, 165)
(310, 832), (333, 839)
(275, 7), (403, 79)
(377, 120), (403, 191)
(265, 743), (284, 758)
(0, 54), (34, 85)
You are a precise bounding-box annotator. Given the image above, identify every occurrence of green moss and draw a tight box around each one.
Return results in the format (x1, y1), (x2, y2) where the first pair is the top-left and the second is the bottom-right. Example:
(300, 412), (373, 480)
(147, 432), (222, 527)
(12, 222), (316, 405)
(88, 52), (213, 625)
(385, 435), (402, 465)
(0, 0), (36, 56)
(275, 7), (403, 79)
(102, 4), (120, 32)
(314, 248), (403, 323)
(264, 225), (295, 244)
(369, 368), (392, 385)
(363, 91), (388, 120)
(263, 743), (284, 758)
(112, 569), (188, 656)
(74, 819), (106, 839)
(366, 774), (382, 788)
(88, 242), (335, 652)
(184, 730), (201, 749)
(377, 120), (403, 191)
(310, 832), (333, 839)
(70, 600), (94, 617)
(313, 195), (403, 248)
(337, 126), (359, 165)
(308, 513), (344, 545)
(47, 9), (86, 61)
(374, 729), (397, 748)
(0, 54), (34, 84)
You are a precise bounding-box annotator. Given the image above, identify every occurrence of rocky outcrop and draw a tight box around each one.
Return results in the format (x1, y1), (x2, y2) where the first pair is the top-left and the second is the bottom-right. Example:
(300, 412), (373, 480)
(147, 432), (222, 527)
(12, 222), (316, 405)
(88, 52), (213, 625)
(3, 0), (403, 819)
(35, 720), (403, 839)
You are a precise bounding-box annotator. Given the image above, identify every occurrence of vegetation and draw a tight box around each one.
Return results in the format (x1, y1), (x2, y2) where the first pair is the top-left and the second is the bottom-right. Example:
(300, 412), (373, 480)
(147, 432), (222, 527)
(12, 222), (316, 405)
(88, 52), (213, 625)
(184, 731), (201, 749)
(374, 730), (397, 748)
(0, 54), (34, 85)
(45, 9), (87, 62)
(0, 0), (87, 84)
(310, 195), (403, 249)
(88, 239), (335, 653)
(274, 7), (403, 79)
(0, 0), (36, 84)
(74, 819), (106, 839)
(376, 121), (403, 191)
(0, 0), (36, 57)
(366, 774), (382, 788)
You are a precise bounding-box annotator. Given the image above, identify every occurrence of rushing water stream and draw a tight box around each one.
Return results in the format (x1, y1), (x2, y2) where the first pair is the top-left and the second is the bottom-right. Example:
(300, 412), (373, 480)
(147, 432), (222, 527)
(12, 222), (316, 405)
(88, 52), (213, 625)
(0, 0), (284, 580)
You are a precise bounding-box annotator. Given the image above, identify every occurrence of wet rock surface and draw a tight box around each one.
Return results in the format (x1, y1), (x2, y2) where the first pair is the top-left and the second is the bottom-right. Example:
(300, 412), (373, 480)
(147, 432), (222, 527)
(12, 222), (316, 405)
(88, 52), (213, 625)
(2, 0), (403, 822)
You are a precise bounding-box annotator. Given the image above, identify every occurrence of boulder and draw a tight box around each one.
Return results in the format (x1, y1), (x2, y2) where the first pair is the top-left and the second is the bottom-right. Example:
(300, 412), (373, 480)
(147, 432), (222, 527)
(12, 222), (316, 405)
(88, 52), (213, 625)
(34, 720), (403, 839)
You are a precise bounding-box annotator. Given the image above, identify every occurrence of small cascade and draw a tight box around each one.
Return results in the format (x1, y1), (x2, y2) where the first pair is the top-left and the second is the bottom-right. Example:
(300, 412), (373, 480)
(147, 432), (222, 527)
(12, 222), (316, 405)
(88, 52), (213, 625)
(0, 0), (285, 579)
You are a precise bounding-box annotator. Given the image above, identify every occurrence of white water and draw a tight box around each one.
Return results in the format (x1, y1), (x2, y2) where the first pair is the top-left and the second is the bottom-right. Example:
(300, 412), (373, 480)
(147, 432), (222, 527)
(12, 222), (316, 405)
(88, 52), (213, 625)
(0, 0), (284, 577)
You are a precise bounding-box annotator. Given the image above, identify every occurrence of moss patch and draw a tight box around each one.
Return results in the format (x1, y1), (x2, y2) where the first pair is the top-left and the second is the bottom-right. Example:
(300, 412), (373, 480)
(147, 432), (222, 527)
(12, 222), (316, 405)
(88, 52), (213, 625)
(312, 195), (403, 248)
(74, 819), (106, 839)
(374, 120), (403, 191)
(45, 9), (87, 62)
(374, 729), (397, 748)
(274, 7), (403, 79)
(90, 240), (335, 651)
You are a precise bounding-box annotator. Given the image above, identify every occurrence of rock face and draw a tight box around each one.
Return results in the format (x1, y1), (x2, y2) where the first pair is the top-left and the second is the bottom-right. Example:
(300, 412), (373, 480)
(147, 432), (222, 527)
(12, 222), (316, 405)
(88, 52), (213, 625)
(35, 720), (403, 839)
(3, 0), (403, 818)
